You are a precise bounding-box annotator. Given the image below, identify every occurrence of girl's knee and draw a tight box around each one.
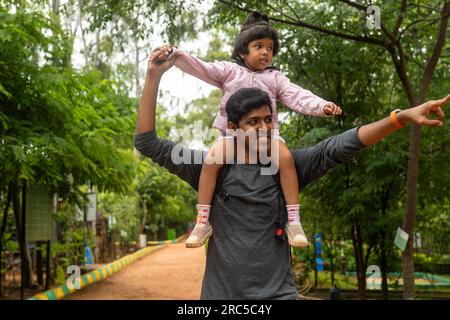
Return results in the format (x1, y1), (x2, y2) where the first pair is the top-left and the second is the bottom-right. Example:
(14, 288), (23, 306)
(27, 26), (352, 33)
(278, 143), (294, 162)
(201, 161), (224, 176)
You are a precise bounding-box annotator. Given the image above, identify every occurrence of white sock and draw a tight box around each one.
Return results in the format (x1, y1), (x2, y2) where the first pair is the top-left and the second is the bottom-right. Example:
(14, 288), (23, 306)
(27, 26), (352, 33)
(196, 204), (211, 226)
(286, 204), (301, 225)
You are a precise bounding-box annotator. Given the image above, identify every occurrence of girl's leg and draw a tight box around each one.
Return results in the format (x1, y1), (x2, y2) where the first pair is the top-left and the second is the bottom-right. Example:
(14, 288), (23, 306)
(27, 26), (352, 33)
(186, 138), (229, 248)
(278, 141), (309, 247)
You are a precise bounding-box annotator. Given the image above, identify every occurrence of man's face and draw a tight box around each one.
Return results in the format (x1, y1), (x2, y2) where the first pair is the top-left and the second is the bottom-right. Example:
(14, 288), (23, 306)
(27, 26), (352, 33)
(227, 105), (274, 159)
(240, 37), (274, 70)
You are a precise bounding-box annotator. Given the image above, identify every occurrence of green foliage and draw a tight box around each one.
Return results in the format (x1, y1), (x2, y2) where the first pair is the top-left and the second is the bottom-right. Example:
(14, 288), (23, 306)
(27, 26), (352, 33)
(55, 264), (66, 286)
(0, 5), (137, 200)
(202, 33), (231, 62)
(97, 190), (139, 240)
(53, 201), (87, 265)
(174, 89), (222, 148)
(417, 201), (450, 254)
(79, 0), (201, 44)
(136, 160), (196, 237)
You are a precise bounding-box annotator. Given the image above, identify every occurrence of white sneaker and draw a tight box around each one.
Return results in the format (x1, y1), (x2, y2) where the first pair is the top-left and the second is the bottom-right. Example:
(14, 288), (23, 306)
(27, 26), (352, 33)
(186, 221), (212, 248)
(286, 223), (309, 247)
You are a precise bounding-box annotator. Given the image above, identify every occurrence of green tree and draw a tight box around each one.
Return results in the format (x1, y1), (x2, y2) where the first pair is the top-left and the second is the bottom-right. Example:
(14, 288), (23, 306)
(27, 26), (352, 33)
(136, 160), (196, 241)
(0, 3), (137, 290)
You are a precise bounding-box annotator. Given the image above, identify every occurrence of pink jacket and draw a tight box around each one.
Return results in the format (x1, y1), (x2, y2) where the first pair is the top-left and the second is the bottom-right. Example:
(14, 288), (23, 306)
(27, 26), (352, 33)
(170, 48), (331, 132)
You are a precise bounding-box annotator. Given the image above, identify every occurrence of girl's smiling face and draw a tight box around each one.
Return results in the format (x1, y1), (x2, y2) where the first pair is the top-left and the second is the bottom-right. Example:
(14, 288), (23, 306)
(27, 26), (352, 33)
(239, 37), (274, 71)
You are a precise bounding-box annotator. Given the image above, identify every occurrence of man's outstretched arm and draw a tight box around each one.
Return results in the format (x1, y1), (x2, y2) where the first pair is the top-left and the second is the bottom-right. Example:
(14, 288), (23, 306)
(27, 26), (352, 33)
(357, 95), (449, 145)
(294, 94), (450, 190)
(134, 49), (203, 191)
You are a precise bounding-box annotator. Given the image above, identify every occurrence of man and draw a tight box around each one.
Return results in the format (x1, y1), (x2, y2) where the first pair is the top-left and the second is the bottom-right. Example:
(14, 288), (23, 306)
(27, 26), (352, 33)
(134, 49), (448, 299)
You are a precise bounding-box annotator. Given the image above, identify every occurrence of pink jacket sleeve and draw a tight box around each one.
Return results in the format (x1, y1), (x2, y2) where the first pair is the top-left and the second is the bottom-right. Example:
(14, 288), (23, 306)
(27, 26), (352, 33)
(169, 48), (233, 90)
(276, 71), (330, 117)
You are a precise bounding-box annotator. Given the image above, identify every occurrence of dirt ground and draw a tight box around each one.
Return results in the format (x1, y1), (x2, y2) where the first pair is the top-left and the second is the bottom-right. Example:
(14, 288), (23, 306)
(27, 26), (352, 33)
(64, 243), (206, 300)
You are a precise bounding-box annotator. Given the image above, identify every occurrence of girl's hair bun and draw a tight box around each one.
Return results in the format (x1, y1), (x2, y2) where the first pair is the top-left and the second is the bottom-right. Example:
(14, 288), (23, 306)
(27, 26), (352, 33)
(243, 11), (269, 26)
(231, 10), (279, 61)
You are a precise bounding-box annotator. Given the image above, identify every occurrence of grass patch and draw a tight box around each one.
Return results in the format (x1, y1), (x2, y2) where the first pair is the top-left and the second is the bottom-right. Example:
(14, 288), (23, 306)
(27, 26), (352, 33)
(308, 271), (358, 290)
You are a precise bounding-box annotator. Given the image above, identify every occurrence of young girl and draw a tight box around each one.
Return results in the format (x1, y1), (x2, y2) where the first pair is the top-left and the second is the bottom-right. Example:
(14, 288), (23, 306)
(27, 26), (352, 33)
(156, 11), (341, 249)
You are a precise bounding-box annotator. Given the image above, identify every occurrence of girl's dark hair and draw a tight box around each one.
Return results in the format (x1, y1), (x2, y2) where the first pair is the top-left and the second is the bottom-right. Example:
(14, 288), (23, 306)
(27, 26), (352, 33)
(231, 11), (279, 62)
(225, 88), (273, 126)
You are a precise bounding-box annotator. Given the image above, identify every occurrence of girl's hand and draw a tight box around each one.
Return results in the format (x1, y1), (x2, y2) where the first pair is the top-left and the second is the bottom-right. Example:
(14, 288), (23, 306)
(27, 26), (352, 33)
(324, 103), (342, 116)
(146, 47), (175, 77)
(155, 44), (177, 58)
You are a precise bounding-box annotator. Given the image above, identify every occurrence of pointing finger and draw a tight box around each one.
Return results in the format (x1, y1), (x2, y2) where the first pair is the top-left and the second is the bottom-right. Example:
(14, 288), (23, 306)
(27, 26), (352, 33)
(435, 106), (445, 122)
(433, 94), (450, 108)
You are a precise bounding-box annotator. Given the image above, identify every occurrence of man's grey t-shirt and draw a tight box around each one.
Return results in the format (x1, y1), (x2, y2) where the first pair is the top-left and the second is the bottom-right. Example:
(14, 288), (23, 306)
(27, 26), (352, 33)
(134, 128), (366, 299)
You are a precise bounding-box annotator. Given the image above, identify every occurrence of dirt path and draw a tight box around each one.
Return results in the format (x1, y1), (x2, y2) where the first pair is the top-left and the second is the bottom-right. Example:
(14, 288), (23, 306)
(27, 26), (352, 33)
(64, 243), (206, 300)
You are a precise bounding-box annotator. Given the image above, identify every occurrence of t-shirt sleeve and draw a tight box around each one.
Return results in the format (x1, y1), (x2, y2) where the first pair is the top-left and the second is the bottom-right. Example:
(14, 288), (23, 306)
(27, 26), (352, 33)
(292, 127), (368, 190)
(133, 130), (204, 191)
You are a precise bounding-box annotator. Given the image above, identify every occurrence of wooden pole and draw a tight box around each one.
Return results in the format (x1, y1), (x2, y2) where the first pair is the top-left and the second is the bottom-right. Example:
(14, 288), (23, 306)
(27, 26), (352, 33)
(45, 240), (50, 290)
(36, 241), (43, 286)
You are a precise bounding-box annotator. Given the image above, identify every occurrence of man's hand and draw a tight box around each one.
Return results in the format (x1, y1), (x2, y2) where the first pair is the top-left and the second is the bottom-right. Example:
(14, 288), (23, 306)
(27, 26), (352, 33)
(358, 94), (450, 146)
(398, 94), (449, 127)
(146, 47), (175, 77)
(323, 103), (342, 116)
(136, 47), (175, 134)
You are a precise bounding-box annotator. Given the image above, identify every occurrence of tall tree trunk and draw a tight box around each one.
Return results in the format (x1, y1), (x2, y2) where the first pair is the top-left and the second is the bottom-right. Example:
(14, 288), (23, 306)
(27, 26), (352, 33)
(51, 0), (60, 15)
(402, 124), (420, 299)
(324, 234), (336, 287)
(137, 200), (148, 240)
(94, 28), (100, 68)
(134, 35), (141, 98)
(380, 237), (388, 299)
(77, 0), (89, 67)
(0, 188), (12, 296)
(329, 242), (335, 287)
(351, 218), (366, 300)
(11, 183), (33, 288)
(380, 189), (389, 300)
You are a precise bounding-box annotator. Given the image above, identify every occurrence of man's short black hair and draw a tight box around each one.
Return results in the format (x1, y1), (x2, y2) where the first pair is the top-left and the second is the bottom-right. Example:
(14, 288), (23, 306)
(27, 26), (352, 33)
(231, 11), (279, 62)
(225, 88), (273, 126)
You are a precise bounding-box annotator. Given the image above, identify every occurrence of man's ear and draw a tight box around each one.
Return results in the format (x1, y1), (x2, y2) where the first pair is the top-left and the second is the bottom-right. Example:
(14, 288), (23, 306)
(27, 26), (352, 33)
(225, 122), (238, 137)
(227, 122), (237, 130)
(239, 53), (246, 60)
